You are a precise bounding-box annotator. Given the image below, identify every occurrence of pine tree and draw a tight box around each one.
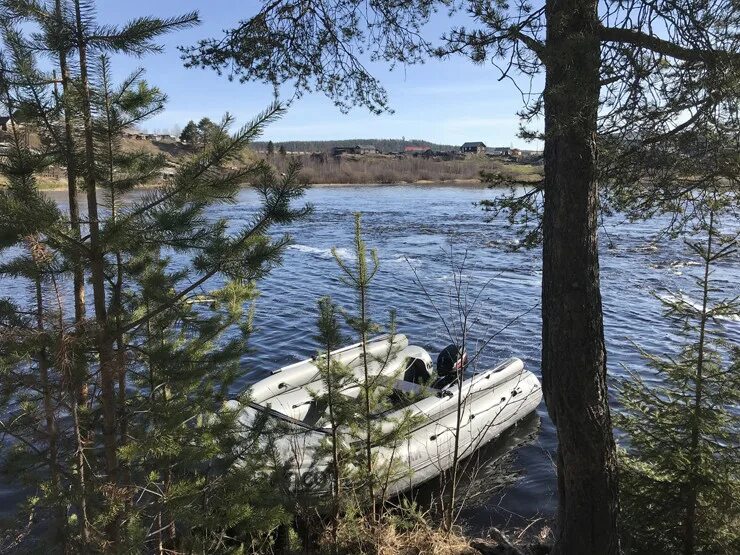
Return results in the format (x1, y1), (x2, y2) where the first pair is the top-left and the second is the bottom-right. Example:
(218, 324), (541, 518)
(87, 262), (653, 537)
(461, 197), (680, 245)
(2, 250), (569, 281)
(330, 213), (420, 518)
(617, 213), (740, 554)
(0, 2), (311, 551)
(196, 116), (218, 150)
(0, 55), (69, 548)
(179, 119), (198, 144)
(118, 276), (292, 552)
(312, 296), (355, 548)
(91, 53), (169, 484)
(67, 4), (199, 544)
(98, 108), (309, 549)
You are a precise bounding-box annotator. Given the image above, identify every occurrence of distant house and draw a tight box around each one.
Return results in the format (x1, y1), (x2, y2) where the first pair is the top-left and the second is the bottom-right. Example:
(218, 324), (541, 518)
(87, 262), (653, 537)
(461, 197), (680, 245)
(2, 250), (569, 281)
(159, 167), (177, 180)
(151, 134), (178, 143)
(331, 144), (378, 156)
(331, 146), (355, 156)
(122, 130), (147, 140)
(403, 145), (427, 153)
(356, 144), (377, 155)
(488, 147), (523, 158)
(460, 141), (486, 154)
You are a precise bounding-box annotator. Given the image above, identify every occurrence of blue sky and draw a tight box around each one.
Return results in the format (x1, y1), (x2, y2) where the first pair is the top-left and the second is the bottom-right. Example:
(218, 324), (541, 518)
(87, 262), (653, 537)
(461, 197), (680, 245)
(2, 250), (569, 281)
(97, 1), (544, 148)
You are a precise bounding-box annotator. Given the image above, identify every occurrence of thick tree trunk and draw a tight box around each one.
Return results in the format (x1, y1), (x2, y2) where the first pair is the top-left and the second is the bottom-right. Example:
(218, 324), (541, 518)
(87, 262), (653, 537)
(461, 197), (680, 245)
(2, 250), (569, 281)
(542, 1), (619, 553)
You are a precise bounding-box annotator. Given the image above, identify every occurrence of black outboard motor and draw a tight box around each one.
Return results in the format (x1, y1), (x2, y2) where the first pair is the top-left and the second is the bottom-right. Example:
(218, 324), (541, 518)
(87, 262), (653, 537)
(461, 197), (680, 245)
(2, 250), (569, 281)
(403, 358), (431, 385)
(434, 344), (467, 389)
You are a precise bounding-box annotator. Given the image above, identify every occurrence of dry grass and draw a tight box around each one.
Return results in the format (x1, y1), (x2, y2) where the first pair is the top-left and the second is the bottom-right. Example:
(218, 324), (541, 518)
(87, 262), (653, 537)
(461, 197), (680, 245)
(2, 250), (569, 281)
(323, 515), (476, 555)
(267, 154), (542, 185)
(2, 134), (542, 190)
(0, 174), (67, 190)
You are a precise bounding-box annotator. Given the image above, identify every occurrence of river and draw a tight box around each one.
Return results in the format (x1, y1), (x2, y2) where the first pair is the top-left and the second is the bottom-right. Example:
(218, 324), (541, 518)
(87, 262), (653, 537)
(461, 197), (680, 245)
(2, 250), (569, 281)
(2, 184), (738, 535)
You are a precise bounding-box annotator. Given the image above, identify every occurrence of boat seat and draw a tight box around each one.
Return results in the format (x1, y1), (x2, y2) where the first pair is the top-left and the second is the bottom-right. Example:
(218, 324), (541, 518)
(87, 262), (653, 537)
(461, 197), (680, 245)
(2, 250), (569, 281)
(393, 379), (425, 396)
(302, 399), (327, 427)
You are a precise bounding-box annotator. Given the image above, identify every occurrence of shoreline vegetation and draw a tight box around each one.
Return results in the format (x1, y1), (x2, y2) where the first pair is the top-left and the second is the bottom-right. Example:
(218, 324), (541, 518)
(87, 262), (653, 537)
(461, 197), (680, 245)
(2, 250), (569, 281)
(27, 177), (500, 191)
(0, 133), (543, 190)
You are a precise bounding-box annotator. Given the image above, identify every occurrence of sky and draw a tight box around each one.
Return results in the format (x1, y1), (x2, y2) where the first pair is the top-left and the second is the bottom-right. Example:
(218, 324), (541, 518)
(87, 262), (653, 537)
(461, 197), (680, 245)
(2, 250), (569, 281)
(96, 0), (545, 148)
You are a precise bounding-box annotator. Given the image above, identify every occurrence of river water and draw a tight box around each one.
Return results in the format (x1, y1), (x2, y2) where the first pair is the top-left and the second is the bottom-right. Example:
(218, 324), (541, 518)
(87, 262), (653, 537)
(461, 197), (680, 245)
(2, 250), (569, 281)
(3, 185), (738, 535)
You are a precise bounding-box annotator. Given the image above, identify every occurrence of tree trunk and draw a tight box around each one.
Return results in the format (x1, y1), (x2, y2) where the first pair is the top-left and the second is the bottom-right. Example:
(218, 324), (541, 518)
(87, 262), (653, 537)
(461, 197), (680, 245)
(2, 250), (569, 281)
(54, 3), (91, 544)
(34, 267), (63, 544)
(57, 52), (85, 329)
(542, 1), (619, 553)
(74, 7), (120, 549)
(684, 212), (713, 555)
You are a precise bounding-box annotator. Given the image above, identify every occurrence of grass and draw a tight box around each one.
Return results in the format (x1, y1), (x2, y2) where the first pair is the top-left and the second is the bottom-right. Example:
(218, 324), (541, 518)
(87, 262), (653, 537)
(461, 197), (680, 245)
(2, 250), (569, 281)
(268, 153), (543, 186)
(1, 134), (543, 190)
(307, 509), (554, 555)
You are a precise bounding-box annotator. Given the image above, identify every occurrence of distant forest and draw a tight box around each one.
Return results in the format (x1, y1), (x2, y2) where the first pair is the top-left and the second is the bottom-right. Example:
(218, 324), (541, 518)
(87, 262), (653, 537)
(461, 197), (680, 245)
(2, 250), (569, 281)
(251, 138), (458, 153)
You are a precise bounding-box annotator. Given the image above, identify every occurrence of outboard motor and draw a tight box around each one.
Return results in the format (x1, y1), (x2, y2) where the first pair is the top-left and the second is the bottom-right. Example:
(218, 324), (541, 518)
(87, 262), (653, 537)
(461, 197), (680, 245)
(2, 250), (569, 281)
(434, 344), (467, 389)
(403, 358), (431, 385)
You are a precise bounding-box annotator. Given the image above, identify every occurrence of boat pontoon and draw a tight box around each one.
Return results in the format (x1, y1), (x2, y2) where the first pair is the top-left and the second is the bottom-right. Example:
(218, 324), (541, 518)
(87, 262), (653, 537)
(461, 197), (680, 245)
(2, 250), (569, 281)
(234, 334), (542, 496)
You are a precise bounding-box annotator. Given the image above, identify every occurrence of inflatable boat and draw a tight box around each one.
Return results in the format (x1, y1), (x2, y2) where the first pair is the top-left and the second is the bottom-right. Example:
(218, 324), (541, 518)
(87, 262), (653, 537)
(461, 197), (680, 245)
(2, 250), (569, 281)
(234, 334), (542, 496)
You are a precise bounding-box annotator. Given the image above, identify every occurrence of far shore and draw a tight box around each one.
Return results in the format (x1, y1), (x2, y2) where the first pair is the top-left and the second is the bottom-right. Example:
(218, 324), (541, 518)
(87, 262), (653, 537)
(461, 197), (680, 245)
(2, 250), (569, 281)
(25, 177), (498, 192)
(3, 143), (542, 192)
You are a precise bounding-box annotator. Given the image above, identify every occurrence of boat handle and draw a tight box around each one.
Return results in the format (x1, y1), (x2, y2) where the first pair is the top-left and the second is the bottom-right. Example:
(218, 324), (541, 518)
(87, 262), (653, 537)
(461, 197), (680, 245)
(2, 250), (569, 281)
(430, 429), (451, 441)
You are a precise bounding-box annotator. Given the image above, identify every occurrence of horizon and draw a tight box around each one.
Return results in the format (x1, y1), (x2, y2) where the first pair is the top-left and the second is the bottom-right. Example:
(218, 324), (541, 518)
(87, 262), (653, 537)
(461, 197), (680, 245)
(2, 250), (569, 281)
(92, 1), (544, 149)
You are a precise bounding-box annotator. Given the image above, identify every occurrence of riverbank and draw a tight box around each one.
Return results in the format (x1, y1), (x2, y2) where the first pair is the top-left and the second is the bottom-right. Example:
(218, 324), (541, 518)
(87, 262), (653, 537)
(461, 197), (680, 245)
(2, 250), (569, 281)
(3, 137), (542, 190)
(314, 511), (553, 555)
(14, 178), (508, 191)
(18, 176), (527, 192)
(270, 152), (543, 186)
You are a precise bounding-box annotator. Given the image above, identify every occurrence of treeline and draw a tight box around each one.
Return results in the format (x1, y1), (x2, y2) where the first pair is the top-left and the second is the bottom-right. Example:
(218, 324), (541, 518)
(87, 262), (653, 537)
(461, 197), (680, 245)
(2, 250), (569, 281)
(252, 138), (457, 153)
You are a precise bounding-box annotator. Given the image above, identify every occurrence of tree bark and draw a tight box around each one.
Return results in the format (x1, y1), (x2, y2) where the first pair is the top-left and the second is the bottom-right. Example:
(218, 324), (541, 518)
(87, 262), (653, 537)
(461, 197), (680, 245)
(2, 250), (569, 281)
(57, 44), (85, 329)
(542, 1), (619, 553)
(684, 212), (713, 555)
(54, 3), (91, 544)
(74, 0), (119, 508)
(34, 266), (63, 543)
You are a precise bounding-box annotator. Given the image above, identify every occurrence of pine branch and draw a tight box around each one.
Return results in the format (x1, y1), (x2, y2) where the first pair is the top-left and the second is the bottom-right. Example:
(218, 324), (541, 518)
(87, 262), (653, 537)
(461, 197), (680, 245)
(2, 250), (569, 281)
(599, 25), (740, 64)
(86, 13), (200, 56)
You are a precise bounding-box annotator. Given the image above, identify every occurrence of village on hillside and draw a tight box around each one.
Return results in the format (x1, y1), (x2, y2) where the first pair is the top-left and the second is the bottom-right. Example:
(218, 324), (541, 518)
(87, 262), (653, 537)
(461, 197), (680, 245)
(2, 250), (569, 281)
(1, 113), (543, 187)
(280, 141), (542, 163)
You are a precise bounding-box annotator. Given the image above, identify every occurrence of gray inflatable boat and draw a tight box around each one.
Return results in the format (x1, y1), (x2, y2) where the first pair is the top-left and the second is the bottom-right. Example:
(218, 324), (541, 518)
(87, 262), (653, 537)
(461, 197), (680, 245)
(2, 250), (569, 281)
(234, 334), (542, 496)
